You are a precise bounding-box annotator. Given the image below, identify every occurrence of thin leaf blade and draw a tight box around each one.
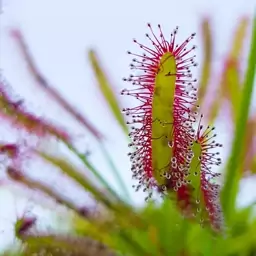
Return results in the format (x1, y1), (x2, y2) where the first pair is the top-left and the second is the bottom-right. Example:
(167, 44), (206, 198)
(88, 50), (128, 135)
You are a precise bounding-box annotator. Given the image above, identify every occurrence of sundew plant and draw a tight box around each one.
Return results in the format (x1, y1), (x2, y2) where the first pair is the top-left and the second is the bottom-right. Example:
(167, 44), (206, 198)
(0, 15), (255, 256)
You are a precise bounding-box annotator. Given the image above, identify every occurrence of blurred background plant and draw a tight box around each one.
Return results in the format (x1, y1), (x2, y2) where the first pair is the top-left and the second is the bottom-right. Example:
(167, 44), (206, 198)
(0, 1), (256, 255)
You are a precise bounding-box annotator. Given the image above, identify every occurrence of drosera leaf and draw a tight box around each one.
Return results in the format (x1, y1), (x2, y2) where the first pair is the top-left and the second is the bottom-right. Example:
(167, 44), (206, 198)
(62, 141), (127, 203)
(88, 50), (129, 135)
(10, 29), (104, 141)
(151, 50), (176, 185)
(122, 23), (198, 196)
(35, 148), (135, 222)
(195, 18), (212, 110)
(141, 199), (187, 255)
(37, 150), (119, 208)
(10, 29), (131, 203)
(0, 74), (71, 142)
(177, 115), (223, 231)
(99, 143), (132, 203)
(208, 17), (249, 124)
(74, 203), (150, 255)
(21, 234), (117, 256)
(221, 15), (256, 224)
(65, 140), (146, 223)
(230, 206), (254, 238)
(250, 155), (256, 173)
(241, 119), (255, 173)
(9, 175), (119, 253)
(71, 213), (116, 245)
(186, 223), (217, 256)
(224, 17), (249, 121)
(6, 166), (95, 219)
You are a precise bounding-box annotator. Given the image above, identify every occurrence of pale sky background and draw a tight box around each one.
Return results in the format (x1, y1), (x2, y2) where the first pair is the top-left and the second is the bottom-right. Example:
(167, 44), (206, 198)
(0, 0), (256, 251)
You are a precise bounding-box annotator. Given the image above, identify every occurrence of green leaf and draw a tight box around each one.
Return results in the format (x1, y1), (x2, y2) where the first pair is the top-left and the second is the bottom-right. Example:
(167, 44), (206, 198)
(197, 18), (212, 109)
(38, 150), (119, 209)
(10, 30), (104, 140)
(224, 17), (249, 121)
(88, 50), (128, 135)
(241, 119), (255, 173)
(88, 51), (132, 202)
(230, 206), (253, 237)
(208, 17), (249, 124)
(221, 15), (256, 224)
(21, 234), (116, 256)
(63, 141), (122, 202)
(99, 143), (132, 203)
(250, 155), (256, 173)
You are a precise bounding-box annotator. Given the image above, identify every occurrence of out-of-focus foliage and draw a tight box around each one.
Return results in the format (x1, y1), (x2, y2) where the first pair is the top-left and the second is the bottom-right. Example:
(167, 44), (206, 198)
(0, 15), (256, 256)
(88, 50), (129, 135)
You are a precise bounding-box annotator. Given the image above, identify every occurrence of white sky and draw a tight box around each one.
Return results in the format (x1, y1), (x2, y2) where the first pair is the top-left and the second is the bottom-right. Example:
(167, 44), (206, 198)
(0, 0), (255, 251)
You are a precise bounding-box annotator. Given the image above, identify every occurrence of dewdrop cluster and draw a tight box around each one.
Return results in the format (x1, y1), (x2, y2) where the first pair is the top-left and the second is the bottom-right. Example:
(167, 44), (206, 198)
(122, 23), (223, 230)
